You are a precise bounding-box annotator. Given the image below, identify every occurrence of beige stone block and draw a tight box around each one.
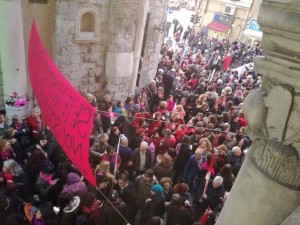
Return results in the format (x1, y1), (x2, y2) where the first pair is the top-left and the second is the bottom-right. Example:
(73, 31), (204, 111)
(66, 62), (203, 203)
(87, 77), (96, 84)
(70, 71), (84, 80)
(70, 55), (82, 64)
(105, 52), (133, 78)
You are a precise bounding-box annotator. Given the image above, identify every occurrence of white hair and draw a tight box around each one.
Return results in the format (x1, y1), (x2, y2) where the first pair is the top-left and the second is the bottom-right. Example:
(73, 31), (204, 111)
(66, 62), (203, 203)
(232, 146), (241, 153)
(213, 176), (224, 184)
(3, 159), (23, 176)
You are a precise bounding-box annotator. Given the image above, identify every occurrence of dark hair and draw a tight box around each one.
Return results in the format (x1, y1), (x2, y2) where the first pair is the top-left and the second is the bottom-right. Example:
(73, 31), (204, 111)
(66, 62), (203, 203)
(41, 160), (55, 174)
(118, 172), (129, 183)
(146, 217), (162, 225)
(105, 145), (114, 154)
(109, 189), (119, 202)
(38, 202), (57, 225)
(96, 174), (109, 184)
(81, 192), (96, 207)
(181, 135), (191, 144)
(144, 169), (154, 178)
(57, 192), (72, 218)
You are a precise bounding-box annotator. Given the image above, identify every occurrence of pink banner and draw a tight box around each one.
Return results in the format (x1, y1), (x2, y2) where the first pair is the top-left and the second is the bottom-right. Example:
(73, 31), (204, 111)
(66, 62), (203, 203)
(28, 20), (96, 186)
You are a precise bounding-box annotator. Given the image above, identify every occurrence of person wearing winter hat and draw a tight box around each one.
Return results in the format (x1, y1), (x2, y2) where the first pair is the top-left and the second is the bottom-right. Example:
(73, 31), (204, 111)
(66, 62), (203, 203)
(140, 184), (165, 225)
(151, 184), (163, 196)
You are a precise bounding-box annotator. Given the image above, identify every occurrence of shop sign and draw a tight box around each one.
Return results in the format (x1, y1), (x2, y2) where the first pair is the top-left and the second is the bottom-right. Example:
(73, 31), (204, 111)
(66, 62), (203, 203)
(213, 13), (234, 25)
(248, 18), (262, 32)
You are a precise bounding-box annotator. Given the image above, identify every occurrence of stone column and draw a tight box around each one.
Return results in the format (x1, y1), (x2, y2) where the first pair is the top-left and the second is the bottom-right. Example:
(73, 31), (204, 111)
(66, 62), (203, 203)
(105, 0), (142, 100)
(216, 1), (300, 225)
(128, 0), (149, 96)
(0, 0), (29, 123)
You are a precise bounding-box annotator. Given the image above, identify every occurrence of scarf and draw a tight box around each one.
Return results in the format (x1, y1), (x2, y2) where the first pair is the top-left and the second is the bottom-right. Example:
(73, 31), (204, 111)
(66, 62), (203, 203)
(4, 172), (14, 181)
(14, 123), (22, 131)
(39, 171), (53, 185)
(103, 111), (115, 119)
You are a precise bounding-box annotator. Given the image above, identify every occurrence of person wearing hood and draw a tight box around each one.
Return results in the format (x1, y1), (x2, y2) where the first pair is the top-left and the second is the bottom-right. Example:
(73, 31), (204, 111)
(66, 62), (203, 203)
(140, 184), (165, 225)
(101, 190), (128, 225)
(60, 172), (87, 199)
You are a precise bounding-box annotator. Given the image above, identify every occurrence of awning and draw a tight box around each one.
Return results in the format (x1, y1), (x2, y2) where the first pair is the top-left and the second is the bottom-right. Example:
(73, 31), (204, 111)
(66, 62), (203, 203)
(207, 21), (230, 32)
(243, 29), (263, 38)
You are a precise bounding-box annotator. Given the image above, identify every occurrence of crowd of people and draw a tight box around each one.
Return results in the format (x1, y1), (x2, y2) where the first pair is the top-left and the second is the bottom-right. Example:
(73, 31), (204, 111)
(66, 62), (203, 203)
(0, 23), (263, 225)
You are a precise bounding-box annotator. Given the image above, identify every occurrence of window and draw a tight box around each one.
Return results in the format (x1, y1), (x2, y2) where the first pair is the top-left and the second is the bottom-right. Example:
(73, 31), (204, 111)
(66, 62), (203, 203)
(76, 7), (100, 42)
(29, 0), (48, 4)
(80, 13), (95, 39)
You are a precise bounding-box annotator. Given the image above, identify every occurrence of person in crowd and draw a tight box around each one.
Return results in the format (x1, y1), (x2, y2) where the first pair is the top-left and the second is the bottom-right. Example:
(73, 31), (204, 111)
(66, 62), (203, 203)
(101, 104), (116, 133)
(140, 184), (165, 225)
(146, 216), (163, 225)
(0, 195), (25, 225)
(89, 133), (109, 168)
(60, 172), (87, 199)
(80, 192), (102, 224)
(218, 164), (235, 192)
(100, 145), (121, 174)
(118, 135), (133, 172)
(198, 176), (225, 218)
(108, 126), (120, 147)
(159, 177), (173, 202)
(134, 169), (157, 211)
(98, 94), (114, 112)
(173, 135), (192, 184)
(10, 115), (32, 148)
(2, 159), (29, 200)
(226, 146), (243, 168)
(35, 161), (60, 204)
(101, 190), (128, 225)
(55, 192), (80, 225)
(94, 160), (115, 183)
(201, 192), (230, 225)
(173, 182), (193, 206)
(116, 172), (137, 224)
(27, 107), (44, 142)
(166, 193), (194, 225)
(0, 139), (23, 169)
(154, 150), (173, 181)
(33, 202), (57, 225)
(0, 112), (8, 137)
(214, 144), (228, 174)
(132, 141), (152, 178)
(183, 148), (206, 195)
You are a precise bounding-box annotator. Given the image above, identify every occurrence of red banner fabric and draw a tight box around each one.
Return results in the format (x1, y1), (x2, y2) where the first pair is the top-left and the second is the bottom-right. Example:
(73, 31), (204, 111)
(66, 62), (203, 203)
(28, 20), (96, 186)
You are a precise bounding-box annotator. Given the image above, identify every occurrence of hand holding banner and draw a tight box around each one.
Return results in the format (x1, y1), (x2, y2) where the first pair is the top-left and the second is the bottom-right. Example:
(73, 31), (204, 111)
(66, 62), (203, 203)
(28, 20), (96, 186)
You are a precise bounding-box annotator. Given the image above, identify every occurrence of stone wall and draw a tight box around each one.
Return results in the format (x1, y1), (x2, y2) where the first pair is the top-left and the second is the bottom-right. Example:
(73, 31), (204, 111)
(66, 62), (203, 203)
(54, 0), (168, 101)
(0, 58), (4, 110)
(137, 0), (169, 92)
(54, 0), (110, 100)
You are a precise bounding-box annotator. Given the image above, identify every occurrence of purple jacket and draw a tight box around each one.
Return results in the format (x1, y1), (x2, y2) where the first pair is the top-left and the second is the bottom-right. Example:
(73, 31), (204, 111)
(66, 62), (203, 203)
(61, 172), (88, 198)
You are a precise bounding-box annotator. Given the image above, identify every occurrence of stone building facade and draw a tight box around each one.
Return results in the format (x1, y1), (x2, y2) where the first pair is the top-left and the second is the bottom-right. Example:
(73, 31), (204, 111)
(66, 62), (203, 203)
(197, 0), (262, 42)
(0, 0), (168, 117)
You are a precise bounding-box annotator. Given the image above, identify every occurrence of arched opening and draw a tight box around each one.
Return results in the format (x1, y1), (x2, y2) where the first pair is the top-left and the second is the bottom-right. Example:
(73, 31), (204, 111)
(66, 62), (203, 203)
(79, 12), (95, 39)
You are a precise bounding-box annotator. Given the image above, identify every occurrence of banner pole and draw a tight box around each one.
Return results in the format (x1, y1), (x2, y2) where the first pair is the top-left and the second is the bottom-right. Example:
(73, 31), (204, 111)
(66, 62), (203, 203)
(114, 134), (122, 177)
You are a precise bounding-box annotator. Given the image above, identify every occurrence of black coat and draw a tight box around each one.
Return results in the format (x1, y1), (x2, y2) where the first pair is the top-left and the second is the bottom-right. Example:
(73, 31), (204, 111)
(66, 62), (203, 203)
(118, 181), (137, 223)
(132, 148), (152, 172)
(140, 194), (165, 224)
(174, 143), (192, 174)
(202, 181), (225, 210)
(101, 200), (128, 225)
(166, 203), (194, 225)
